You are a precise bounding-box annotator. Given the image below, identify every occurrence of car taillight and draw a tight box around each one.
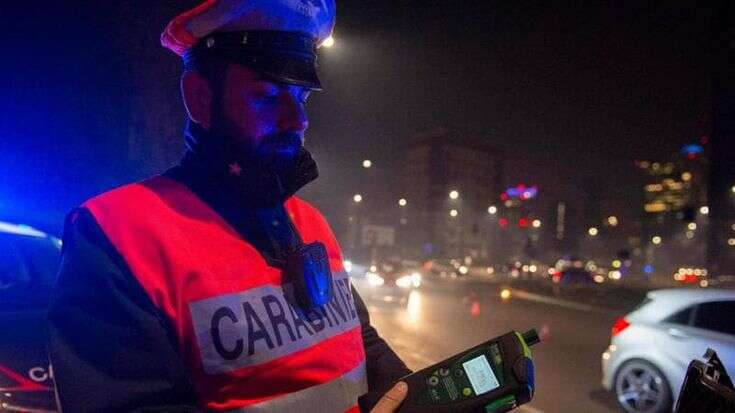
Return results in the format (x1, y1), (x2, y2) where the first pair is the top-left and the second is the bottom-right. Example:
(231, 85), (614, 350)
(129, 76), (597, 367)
(611, 317), (630, 337)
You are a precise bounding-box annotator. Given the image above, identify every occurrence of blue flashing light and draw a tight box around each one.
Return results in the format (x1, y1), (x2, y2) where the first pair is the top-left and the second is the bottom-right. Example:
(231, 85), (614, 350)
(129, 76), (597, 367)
(681, 144), (704, 156)
(505, 185), (538, 200)
(643, 264), (654, 274)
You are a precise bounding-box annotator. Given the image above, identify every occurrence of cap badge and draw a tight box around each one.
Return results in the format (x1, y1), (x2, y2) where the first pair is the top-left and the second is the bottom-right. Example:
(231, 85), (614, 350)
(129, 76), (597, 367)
(228, 162), (243, 176)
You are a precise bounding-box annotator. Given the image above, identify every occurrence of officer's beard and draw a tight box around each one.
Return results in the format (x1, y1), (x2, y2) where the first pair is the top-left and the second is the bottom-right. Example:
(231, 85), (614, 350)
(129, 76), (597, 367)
(208, 108), (304, 174)
(183, 115), (318, 207)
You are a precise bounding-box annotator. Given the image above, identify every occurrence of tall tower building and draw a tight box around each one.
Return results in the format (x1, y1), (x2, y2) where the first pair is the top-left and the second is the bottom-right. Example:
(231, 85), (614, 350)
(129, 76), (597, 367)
(399, 128), (504, 260)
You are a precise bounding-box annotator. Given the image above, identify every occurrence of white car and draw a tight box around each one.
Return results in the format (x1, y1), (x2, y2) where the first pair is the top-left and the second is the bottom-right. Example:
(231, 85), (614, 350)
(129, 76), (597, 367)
(601, 288), (735, 413)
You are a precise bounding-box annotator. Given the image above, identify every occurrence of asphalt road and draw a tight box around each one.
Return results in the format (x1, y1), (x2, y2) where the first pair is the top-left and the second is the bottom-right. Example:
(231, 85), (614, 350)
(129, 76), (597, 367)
(357, 279), (629, 413)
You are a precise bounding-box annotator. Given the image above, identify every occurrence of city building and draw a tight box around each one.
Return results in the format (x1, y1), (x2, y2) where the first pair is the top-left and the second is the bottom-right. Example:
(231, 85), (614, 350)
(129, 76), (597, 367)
(636, 140), (710, 275)
(398, 128), (504, 260)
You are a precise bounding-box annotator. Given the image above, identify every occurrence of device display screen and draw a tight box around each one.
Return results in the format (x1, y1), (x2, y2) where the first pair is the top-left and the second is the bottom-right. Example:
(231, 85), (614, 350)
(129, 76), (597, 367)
(462, 355), (500, 395)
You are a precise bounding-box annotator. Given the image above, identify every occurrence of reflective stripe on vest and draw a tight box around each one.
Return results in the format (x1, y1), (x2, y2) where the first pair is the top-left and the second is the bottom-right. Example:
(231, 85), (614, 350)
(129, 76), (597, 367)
(84, 176), (367, 411)
(225, 361), (367, 413)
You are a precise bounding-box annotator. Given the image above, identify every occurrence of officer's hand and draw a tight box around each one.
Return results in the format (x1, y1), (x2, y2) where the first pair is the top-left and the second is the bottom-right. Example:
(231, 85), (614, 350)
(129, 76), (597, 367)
(370, 381), (408, 413)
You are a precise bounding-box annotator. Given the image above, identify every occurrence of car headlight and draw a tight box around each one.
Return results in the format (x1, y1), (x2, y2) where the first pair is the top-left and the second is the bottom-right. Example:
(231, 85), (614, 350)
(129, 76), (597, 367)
(411, 272), (422, 287)
(367, 272), (385, 286)
(395, 275), (413, 288)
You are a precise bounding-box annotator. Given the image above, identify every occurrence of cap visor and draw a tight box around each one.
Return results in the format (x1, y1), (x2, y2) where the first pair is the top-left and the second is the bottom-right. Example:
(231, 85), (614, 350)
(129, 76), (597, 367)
(244, 53), (322, 90)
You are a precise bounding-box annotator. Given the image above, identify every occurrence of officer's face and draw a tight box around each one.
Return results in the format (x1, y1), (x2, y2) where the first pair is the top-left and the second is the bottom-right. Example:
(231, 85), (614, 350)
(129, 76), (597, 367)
(212, 64), (311, 163)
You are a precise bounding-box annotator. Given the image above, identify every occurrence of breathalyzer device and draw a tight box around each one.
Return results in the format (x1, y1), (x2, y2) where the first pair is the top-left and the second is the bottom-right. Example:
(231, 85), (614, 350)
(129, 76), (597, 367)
(396, 329), (540, 413)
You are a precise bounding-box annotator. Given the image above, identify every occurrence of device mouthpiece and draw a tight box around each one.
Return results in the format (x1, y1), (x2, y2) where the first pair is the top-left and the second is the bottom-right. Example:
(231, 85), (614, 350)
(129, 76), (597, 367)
(522, 329), (540, 346)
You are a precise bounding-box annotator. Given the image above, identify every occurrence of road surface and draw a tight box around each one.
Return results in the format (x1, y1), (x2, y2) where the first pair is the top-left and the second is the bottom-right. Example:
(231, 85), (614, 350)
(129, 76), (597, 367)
(359, 279), (627, 413)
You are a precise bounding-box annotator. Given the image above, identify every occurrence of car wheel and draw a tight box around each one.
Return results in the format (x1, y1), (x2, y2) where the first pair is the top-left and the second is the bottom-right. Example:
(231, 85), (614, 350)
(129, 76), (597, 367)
(614, 359), (672, 413)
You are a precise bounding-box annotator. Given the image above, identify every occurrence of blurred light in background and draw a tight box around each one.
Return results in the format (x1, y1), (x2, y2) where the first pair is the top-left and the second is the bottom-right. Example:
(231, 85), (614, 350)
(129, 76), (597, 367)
(362, 159), (372, 168)
(450, 209), (458, 217)
(500, 289), (511, 300)
(411, 272), (422, 287)
(398, 198), (407, 207)
(320, 35), (335, 48)
(487, 205), (497, 214)
(699, 206), (709, 215)
(405, 291), (422, 325)
(367, 272), (384, 286)
(588, 227), (598, 236)
(652, 236), (662, 245)
(353, 194), (363, 203)
(449, 190), (459, 200)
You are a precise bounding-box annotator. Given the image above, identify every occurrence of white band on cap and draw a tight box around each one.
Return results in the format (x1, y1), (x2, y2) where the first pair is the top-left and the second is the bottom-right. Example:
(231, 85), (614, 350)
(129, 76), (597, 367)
(188, 0), (334, 42)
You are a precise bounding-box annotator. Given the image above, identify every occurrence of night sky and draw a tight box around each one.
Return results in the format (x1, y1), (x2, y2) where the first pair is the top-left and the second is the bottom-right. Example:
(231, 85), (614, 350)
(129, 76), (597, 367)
(306, 0), (712, 225)
(0, 1), (714, 233)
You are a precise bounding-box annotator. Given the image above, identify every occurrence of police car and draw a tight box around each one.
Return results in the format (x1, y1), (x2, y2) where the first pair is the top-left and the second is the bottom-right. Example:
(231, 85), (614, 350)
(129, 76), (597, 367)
(0, 220), (60, 412)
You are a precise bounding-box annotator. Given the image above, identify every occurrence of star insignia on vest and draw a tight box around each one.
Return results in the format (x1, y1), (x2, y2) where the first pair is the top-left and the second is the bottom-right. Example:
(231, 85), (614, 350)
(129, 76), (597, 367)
(228, 162), (243, 176)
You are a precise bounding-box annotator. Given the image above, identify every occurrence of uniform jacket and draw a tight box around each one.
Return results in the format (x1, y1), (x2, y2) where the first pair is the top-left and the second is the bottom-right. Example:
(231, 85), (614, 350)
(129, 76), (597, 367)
(47, 156), (410, 412)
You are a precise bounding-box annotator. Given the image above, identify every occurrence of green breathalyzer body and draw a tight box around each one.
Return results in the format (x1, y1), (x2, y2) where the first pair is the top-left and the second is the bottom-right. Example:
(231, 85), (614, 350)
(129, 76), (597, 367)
(396, 329), (539, 413)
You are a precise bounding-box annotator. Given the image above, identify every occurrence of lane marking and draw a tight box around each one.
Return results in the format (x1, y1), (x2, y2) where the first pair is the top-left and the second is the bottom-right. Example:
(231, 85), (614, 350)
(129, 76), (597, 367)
(510, 289), (616, 315)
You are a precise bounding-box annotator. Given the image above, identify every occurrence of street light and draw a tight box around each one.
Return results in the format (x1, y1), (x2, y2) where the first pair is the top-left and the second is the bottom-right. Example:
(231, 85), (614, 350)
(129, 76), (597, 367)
(449, 190), (459, 200)
(588, 227), (598, 236)
(353, 194), (363, 203)
(362, 160), (372, 168)
(487, 205), (498, 214)
(320, 35), (335, 48)
(398, 198), (407, 207)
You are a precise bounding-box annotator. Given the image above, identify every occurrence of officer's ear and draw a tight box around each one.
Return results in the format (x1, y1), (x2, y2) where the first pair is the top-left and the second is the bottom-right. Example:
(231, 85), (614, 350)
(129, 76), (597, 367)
(181, 71), (213, 130)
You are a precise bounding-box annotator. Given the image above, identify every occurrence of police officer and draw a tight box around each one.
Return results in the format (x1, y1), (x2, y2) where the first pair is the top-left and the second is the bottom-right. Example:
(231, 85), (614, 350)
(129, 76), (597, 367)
(47, 1), (410, 411)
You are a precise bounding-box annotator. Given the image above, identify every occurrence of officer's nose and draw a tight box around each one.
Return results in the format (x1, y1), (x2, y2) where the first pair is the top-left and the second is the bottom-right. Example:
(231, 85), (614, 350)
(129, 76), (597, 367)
(279, 92), (309, 134)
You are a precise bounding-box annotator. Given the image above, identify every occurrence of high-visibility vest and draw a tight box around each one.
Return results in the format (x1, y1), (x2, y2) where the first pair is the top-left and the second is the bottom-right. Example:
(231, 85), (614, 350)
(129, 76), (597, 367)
(84, 176), (367, 412)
